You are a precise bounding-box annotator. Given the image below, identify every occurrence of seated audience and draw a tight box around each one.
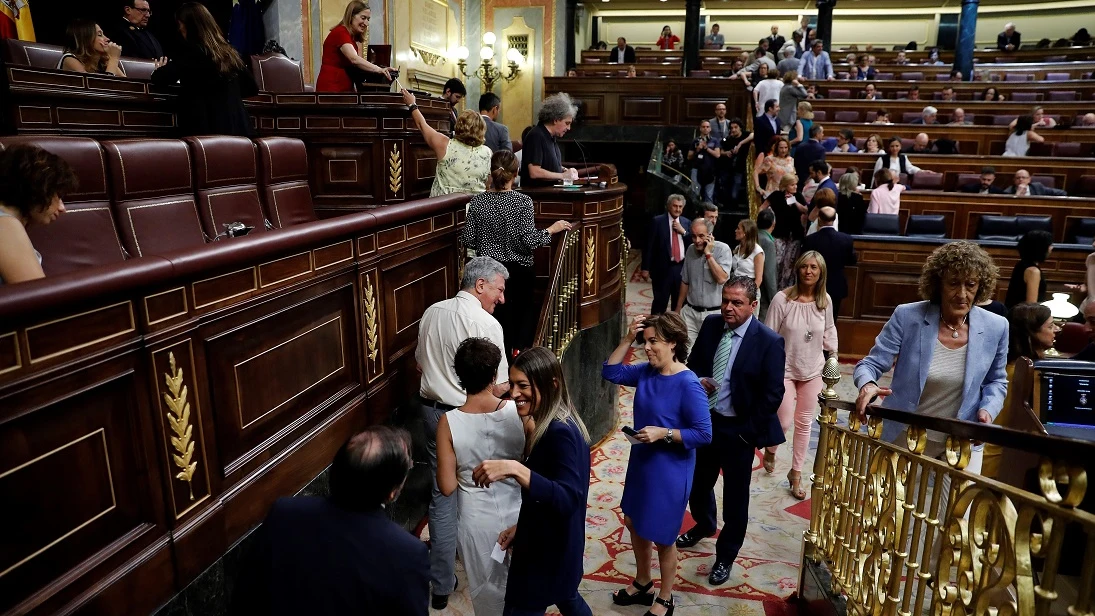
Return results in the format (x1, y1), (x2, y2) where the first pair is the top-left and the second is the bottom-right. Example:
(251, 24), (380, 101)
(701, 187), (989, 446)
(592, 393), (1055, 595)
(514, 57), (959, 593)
(960, 167), (1005, 194)
(981, 86), (1006, 102)
(1004, 230), (1053, 309)
(894, 50), (909, 65)
(867, 168), (904, 215)
(805, 84), (822, 100)
(519, 93), (580, 186)
(1004, 169), (1066, 196)
(315, 1), (393, 92)
(853, 56), (876, 81)
(0, 145), (78, 285)
(705, 24), (725, 49)
(862, 83), (881, 100)
(657, 25), (680, 50)
(873, 136), (923, 179)
(232, 426), (428, 615)
(948, 108), (972, 126)
(923, 48), (945, 65)
(1011, 106), (1057, 130)
(402, 88), (491, 196)
(872, 110), (892, 126)
(949, 70), (964, 82)
(1003, 115), (1044, 157)
(611, 37), (636, 64)
(1079, 113), (1095, 128)
(998, 22), (1021, 51)
(626, 65), (638, 78)
(939, 86), (956, 102)
(150, 3), (257, 137)
(1073, 28), (1092, 45)
(822, 128), (858, 153)
(911, 106), (939, 125)
(836, 171), (866, 234)
(900, 85), (921, 101)
(106, 0), (165, 61)
(863, 133), (883, 154)
(905, 133), (933, 154)
(59, 19), (127, 76)
(565, 67), (577, 77)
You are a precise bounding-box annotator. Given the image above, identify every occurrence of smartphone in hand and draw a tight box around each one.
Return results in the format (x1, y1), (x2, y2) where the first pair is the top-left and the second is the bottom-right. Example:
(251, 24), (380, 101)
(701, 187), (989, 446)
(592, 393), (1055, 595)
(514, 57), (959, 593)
(621, 426), (642, 445)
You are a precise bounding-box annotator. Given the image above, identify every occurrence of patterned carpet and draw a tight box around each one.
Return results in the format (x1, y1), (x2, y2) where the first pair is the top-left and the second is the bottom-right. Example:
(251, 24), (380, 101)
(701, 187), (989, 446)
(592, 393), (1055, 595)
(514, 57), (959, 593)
(424, 251), (869, 615)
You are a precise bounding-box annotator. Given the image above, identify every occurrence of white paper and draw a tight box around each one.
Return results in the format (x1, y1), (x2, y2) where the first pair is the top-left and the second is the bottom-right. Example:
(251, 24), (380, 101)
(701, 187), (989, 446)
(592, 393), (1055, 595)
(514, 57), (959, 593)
(491, 542), (507, 563)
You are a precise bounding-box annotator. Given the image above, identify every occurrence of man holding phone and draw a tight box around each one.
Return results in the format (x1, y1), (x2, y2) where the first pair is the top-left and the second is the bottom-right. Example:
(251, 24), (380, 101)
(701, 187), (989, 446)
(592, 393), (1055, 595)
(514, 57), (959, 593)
(678, 276), (786, 586)
(675, 218), (732, 350)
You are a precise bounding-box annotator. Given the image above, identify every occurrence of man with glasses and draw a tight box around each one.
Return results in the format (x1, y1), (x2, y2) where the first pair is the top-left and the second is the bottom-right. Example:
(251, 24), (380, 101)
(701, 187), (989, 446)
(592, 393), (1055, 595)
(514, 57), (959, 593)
(107, 0), (165, 61)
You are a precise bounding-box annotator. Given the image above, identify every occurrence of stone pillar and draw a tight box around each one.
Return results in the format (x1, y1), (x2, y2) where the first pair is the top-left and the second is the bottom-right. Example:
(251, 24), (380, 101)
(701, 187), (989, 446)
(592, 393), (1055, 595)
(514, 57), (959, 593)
(684, 0), (701, 75)
(565, 0), (577, 70)
(955, 0), (979, 80)
(815, 0), (836, 53)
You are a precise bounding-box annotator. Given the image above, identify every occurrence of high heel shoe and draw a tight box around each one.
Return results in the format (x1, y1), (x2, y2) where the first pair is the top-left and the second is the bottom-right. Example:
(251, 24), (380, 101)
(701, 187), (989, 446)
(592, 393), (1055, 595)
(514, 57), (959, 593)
(644, 594), (674, 616)
(612, 578), (656, 606)
(787, 470), (807, 500)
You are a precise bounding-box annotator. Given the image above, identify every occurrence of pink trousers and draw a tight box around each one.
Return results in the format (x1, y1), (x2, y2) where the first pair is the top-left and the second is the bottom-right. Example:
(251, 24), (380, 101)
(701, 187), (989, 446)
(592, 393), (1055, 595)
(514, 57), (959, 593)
(768, 377), (824, 472)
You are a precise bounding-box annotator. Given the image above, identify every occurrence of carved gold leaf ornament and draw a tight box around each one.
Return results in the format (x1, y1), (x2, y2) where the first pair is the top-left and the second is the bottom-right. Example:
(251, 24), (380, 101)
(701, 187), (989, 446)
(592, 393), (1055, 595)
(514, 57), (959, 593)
(363, 276), (379, 362)
(584, 230), (595, 289)
(164, 352), (197, 500)
(389, 144), (403, 194)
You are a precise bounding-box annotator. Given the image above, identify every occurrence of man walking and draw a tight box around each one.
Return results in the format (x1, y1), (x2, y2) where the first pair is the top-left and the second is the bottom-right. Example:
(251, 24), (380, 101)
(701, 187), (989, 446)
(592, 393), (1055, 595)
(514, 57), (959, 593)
(802, 206), (856, 319)
(675, 218), (733, 350)
(641, 195), (691, 314)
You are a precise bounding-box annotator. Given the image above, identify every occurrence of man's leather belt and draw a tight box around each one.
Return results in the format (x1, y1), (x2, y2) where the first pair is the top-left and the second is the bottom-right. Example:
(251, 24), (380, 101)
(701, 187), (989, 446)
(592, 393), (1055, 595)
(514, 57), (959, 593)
(686, 302), (721, 312)
(424, 398), (456, 411)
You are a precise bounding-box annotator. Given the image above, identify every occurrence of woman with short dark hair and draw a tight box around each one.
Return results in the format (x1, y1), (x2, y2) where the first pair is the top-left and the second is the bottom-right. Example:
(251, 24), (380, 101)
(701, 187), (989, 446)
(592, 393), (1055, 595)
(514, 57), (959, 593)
(1004, 229), (1053, 308)
(150, 3), (258, 136)
(58, 19), (126, 76)
(1003, 115), (1045, 157)
(0, 145), (78, 284)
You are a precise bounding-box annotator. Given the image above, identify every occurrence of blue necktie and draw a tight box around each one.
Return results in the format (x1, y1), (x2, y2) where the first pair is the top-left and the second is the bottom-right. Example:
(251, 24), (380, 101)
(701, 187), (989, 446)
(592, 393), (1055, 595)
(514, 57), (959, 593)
(709, 330), (734, 408)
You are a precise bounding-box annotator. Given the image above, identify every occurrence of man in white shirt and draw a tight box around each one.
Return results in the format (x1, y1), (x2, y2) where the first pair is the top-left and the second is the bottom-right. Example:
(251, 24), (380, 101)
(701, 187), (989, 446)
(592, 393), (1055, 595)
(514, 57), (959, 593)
(416, 256), (510, 610)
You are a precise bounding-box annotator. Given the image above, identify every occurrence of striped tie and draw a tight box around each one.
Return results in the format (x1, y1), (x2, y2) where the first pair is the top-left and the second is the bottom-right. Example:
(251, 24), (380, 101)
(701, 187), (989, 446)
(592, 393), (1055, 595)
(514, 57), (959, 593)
(709, 329), (734, 408)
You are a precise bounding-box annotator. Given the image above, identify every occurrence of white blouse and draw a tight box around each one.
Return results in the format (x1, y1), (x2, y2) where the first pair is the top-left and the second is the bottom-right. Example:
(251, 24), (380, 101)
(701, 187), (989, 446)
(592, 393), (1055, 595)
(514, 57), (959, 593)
(732, 243), (764, 278)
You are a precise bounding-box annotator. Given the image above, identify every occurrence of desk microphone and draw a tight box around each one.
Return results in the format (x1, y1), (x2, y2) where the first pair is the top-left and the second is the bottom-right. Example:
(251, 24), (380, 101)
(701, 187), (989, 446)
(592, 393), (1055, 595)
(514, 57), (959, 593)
(571, 138), (592, 183)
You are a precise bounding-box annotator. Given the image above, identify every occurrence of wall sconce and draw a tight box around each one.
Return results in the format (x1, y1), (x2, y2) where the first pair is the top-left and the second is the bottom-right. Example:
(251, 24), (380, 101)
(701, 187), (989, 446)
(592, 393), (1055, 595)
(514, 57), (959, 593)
(454, 31), (522, 92)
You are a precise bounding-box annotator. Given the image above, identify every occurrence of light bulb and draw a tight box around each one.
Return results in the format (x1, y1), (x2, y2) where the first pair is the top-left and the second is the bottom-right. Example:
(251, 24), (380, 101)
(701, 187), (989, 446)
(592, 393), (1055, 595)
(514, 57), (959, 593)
(506, 47), (523, 64)
(480, 46), (495, 60)
(483, 32), (497, 46)
(455, 45), (469, 60)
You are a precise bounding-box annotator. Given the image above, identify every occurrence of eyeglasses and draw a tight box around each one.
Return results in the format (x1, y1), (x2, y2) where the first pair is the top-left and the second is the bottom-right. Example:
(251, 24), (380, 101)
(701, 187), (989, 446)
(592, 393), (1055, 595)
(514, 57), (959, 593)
(130, 6), (151, 13)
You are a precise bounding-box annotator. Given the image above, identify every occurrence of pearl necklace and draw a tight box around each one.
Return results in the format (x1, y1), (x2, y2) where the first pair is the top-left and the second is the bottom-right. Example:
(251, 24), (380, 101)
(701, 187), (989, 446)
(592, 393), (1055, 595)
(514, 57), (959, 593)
(942, 314), (967, 339)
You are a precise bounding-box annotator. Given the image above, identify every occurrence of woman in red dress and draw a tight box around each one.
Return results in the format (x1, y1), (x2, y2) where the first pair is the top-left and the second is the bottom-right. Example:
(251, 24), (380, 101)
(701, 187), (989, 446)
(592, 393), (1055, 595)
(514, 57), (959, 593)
(315, 0), (392, 92)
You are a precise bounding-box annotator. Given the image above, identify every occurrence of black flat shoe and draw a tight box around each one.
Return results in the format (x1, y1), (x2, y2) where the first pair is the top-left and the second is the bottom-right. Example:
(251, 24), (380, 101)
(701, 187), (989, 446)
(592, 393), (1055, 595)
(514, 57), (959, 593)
(644, 594), (674, 616)
(708, 560), (732, 585)
(675, 526), (715, 549)
(612, 578), (656, 606)
(431, 575), (459, 609)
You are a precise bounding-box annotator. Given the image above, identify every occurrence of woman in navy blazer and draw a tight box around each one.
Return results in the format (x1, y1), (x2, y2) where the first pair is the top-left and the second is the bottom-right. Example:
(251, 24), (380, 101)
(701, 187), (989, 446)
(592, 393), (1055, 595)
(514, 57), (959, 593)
(473, 347), (592, 616)
(854, 241), (1009, 469)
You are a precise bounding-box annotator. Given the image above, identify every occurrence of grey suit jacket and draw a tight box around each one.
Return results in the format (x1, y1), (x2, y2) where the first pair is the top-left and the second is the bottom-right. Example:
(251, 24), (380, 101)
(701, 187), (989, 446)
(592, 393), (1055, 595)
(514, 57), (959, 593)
(1003, 182), (1067, 197)
(482, 116), (512, 153)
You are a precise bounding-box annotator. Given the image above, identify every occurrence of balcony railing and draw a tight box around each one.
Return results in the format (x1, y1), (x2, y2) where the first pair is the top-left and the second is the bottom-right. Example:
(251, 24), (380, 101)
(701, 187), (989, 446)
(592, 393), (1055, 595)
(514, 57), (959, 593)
(805, 359), (1095, 615)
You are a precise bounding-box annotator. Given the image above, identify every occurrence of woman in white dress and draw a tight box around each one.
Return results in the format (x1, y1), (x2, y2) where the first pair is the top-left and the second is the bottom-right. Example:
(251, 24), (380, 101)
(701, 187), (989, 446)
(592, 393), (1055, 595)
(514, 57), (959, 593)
(731, 218), (765, 290)
(436, 337), (528, 615)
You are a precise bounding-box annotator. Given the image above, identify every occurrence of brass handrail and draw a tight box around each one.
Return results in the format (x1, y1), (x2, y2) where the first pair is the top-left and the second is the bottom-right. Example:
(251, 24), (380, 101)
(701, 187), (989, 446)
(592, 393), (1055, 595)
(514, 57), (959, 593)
(533, 228), (582, 358)
(804, 360), (1095, 616)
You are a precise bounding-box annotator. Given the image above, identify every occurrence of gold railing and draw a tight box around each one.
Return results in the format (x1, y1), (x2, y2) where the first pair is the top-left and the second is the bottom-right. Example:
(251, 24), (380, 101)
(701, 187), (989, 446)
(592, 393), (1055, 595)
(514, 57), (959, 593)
(533, 228), (583, 358)
(805, 359), (1095, 616)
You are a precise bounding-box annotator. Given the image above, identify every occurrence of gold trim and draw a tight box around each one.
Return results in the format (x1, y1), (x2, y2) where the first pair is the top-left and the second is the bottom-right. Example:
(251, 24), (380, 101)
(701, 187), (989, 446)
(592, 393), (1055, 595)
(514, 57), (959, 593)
(363, 275), (380, 362)
(26, 301), (136, 364)
(0, 429), (116, 579)
(0, 331), (21, 376)
(584, 229), (596, 291)
(389, 143), (403, 195)
(143, 287), (189, 326)
(234, 317), (346, 430)
(191, 267), (258, 310)
(164, 352), (198, 501)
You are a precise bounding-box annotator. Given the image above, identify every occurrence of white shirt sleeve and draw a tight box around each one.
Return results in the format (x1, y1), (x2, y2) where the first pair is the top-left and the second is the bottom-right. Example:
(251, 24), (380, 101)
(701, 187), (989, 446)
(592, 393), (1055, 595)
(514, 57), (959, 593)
(905, 157), (922, 174)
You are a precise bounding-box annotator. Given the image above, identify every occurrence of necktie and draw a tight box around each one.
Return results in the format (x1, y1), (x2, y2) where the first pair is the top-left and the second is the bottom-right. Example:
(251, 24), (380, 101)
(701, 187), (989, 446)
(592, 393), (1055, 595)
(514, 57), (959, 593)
(709, 329), (734, 408)
(670, 219), (681, 262)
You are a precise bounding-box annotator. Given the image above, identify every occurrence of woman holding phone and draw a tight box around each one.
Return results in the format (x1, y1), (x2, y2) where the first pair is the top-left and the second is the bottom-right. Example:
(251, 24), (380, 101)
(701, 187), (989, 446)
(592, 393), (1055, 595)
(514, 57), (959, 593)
(602, 313), (712, 616)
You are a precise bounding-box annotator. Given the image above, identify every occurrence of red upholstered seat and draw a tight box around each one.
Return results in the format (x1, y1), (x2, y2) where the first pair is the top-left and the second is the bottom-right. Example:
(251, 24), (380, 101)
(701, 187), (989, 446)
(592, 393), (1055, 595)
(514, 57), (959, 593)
(834, 110), (860, 122)
(103, 139), (207, 258)
(1010, 92), (1043, 102)
(185, 136), (268, 239)
(1075, 175), (1095, 197)
(1004, 73), (1034, 82)
(899, 71), (923, 80)
(1032, 175), (1056, 189)
(0, 136), (129, 276)
(1046, 72), (1070, 81)
(875, 72), (893, 80)
(1, 39), (64, 69)
(1027, 141), (1053, 157)
(1059, 322), (1088, 355)
(688, 70), (710, 78)
(992, 115), (1018, 125)
(828, 89), (850, 99)
(957, 173), (982, 188)
(119, 57), (157, 81)
(908, 172), (944, 190)
(1054, 142), (1085, 157)
(934, 73), (950, 81)
(250, 53), (306, 93)
(812, 110), (827, 121)
(901, 112), (921, 123)
(255, 137), (318, 228)
(1048, 90), (1078, 101)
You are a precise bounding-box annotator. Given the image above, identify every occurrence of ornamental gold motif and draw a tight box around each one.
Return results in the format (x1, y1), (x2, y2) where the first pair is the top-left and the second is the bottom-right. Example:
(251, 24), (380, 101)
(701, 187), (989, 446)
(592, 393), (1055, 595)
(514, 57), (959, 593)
(584, 230), (595, 291)
(388, 143), (403, 194)
(363, 275), (379, 362)
(804, 370), (1095, 616)
(164, 352), (197, 501)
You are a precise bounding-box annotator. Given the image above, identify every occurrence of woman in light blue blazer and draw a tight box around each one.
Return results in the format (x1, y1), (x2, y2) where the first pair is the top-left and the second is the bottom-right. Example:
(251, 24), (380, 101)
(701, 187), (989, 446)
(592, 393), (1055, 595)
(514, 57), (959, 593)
(853, 241), (1009, 471)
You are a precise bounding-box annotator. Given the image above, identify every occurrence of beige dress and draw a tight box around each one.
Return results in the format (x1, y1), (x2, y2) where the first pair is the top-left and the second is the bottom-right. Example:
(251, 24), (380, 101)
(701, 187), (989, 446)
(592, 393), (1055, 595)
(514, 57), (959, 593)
(431, 140), (492, 197)
(760, 155), (795, 197)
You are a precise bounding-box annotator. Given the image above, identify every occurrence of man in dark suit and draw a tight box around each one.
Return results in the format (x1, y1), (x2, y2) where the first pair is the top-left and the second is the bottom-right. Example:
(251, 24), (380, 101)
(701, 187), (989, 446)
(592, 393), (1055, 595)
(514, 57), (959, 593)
(641, 194), (691, 314)
(106, 0), (165, 60)
(1004, 169), (1068, 196)
(753, 99), (781, 155)
(793, 125), (826, 190)
(478, 92), (512, 153)
(232, 426), (429, 615)
(998, 23), (1021, 51)
(802, 206), (856, 319)
(766, 25), (785, 56)
(959, 167), (1005, 194)
(611, 37), (636, 64)
(677, 277), (786, 586)
(808, 160), (837, 197)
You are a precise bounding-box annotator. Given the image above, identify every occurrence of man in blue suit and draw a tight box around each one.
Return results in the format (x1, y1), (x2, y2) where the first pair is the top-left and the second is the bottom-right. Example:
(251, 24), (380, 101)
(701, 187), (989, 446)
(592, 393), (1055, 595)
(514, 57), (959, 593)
(232, 426), (429, 615)
(641, 194), (691, 314)
(676, 276), (786, 585)
(794, 125), (826, 191)
(752, 99), (781, 156)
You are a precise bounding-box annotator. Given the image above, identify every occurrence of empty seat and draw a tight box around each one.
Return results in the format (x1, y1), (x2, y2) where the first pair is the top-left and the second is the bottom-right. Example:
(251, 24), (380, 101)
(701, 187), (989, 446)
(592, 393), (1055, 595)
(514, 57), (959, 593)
(836, 72), (850, 80)
(864, 111), (877, 123)
(861, 213), (900, 235)
(992, 115), (1018, 126)
(255, 137), (317, 228)
(909, 172), (944, 190)
(934, 74), (950, 81)
(905, 214), (947, 238)
(103, 139), (207, 258)
(688, 70), (710, 78)
(830, 167), (846, 183)
(1032, 175), (1056, 189)
(828, 89), (851, 99)
(1010, 92), (1043, 102)
(812, 110), (827, 121)
(875, 72), (893, 80)
(185, 136), (268, 240)
(1075, 175), (1095, 197)
(642, 71), (659, 77)
(119, 57), (157, 80)
(251, 52), (306, 93)
(1068, 218), (1095, 244)
(1046, 72), (1070, 81)
(1, 39), (64, 69)
(901, 112), (921, 123)
(834, 110), (860, 122)
(1016, 215), (1052, 235)
(1004, 73), (1034, 82)
(1052, 142), (1085, 158)
(977, 215), (1018, 241)
(899, 72), (923, 80)
(1, 136), (128, 275)
(1048, 90), (1078, 101)
(956, 173), (982, 189)
(1027, 141), (1054, 157)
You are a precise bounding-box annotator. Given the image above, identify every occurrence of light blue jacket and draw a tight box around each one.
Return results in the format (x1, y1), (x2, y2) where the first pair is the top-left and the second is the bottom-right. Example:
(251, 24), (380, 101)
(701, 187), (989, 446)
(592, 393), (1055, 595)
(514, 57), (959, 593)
(853, 301), (1010, 445)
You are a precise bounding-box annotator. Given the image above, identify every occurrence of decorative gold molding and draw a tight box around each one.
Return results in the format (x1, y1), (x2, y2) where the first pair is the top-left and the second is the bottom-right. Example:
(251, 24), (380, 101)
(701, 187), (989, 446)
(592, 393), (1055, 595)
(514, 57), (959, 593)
(410, 45), (446, 67)
(584, 229), (595, 290)
(164, 352), (197, 501)
(363, 276), (380, 363)
(389, 143), (403, 195)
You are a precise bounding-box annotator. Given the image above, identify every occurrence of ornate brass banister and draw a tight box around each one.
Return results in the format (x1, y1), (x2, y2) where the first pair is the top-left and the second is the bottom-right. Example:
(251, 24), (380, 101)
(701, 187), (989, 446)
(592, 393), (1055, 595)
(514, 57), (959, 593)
(533, 228), (582, 358)
(804, 360), (1095, 616)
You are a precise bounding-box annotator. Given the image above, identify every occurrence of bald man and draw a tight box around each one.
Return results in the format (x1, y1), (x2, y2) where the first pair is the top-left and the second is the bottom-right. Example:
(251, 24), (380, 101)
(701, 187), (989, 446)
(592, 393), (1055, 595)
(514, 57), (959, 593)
(801, 205), (856, 319)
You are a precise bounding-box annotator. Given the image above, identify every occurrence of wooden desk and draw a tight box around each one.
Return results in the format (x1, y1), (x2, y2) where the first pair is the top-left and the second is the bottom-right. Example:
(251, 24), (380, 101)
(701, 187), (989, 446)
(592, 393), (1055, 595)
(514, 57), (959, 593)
(818, 122), (1095, 157)
(812, 79), (1095, 101)
(805, 99), (1093, 124)
(544, 76), (752, 126)
(826, 152), (1095, 193)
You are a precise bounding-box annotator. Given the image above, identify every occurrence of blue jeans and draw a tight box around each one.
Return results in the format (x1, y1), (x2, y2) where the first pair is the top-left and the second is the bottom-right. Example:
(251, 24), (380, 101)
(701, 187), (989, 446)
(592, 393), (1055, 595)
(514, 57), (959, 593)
(423, 401), (457, 595)
(503, 593), (592, 616)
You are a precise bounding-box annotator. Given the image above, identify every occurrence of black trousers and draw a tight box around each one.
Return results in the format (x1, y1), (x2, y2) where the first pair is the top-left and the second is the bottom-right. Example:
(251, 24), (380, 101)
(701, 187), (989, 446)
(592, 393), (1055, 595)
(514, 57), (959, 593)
(687, 414), (756, 566)
(831, 296), (843, 322)
(649, 261), (683, 314)
(494, 261), (536, 356)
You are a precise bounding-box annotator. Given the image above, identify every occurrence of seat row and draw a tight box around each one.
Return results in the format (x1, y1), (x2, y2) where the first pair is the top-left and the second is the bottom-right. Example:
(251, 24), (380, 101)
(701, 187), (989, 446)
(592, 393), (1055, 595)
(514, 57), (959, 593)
(819, 87), (1083, 102)
(828, 166), (1095, 194)
(0, 135), (316, 277)
(860, 212), (1095, 243)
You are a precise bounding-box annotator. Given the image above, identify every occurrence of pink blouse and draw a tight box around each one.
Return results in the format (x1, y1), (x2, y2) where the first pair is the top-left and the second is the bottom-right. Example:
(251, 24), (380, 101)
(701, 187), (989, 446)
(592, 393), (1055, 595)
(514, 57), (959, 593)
(867, 183), (904, 215)
(764, 291), (837, 381)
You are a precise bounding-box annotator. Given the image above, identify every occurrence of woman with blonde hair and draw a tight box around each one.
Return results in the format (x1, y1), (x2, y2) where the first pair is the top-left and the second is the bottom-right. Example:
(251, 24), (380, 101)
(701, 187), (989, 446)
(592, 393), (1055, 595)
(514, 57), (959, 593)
(732, 219), (765, 290)
(58, 19), (126, 76)
(763, 250), (837, 498)
(402, 88), (492, 196)
(150, 3), (257, 136)
(462, 150), (572, 356)
(788, 101), (814, 152)
(316, 0), (393, 91)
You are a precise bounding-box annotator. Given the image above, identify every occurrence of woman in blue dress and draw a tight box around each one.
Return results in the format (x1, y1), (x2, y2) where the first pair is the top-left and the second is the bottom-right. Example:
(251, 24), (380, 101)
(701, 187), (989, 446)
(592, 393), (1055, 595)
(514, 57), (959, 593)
(603, 313), (712, 616)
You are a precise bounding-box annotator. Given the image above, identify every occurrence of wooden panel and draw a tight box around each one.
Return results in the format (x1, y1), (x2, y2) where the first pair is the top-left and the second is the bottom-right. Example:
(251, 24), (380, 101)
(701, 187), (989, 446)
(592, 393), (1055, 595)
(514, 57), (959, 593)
(309, 143), (377, 201)
(144, 287), (188, 326)
(0, 331), (21, 376)
(382, 246), (456, 367)
(620, 97), (665, 121)
(313, 240), (354, 271)
(25, 301), (136, 364)
(191, 268), (257, 310)
(258, 252), (313, 288)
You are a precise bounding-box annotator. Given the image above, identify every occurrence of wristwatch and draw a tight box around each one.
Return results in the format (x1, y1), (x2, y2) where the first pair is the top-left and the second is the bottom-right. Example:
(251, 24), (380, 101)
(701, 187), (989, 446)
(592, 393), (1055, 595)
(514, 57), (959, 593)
(407, 103), (419, 112)
(663, 428), (674, 444)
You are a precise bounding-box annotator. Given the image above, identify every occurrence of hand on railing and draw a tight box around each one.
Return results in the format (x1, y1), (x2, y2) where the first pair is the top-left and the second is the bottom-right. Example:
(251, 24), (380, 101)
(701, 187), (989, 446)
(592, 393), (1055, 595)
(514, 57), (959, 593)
(547, 220), (573, 235)
(854, 382), (892, 422)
